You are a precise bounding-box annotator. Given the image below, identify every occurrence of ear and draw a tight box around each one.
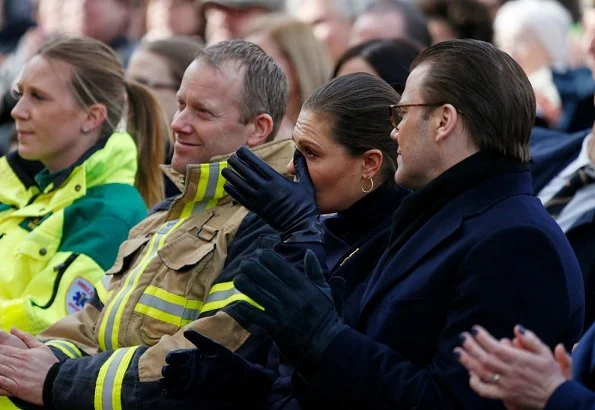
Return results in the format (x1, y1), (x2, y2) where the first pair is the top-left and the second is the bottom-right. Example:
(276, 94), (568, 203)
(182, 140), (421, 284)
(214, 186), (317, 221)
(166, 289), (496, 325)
(361, 148), (383, 180)
(82, 103), (108, 134)
(245, 113), (274, 147)
(433, 104), (459, 144)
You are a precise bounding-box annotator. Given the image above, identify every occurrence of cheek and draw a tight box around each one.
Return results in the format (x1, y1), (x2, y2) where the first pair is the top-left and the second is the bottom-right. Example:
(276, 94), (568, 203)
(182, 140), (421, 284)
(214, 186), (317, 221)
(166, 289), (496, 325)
(309, 160), (358, 213)
(306, 163), (332, 209)
(201, 121), (247, 157)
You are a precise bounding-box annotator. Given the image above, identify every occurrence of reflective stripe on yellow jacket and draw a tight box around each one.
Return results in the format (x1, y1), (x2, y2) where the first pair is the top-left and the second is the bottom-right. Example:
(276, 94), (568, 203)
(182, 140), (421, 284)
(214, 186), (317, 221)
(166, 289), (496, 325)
(37, 140), (294, 410)
(0, 132), (146, 336)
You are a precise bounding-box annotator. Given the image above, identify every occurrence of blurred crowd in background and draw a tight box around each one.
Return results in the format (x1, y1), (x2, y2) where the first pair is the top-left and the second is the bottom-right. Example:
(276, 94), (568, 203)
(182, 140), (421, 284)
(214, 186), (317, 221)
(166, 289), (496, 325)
(1, 0), (595, 157)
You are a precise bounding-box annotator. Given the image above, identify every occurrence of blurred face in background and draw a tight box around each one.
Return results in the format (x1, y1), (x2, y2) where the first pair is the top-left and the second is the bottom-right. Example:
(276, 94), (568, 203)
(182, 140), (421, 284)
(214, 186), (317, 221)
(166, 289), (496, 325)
(349, 11), (407, 47)
(127, 49), (179, 122)
(147, 0), (202, 38)
(205, 5), (268, 44)
(293, 0), (351, 62)
(79, 0), (131, 43)
(426, 18), (458, 44)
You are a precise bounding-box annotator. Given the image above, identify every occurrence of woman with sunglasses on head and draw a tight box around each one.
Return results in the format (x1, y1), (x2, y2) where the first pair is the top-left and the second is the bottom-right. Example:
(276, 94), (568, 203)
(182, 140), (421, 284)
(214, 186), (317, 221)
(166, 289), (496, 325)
(158, 72), (408, 409)
(0, 35), (169, 338)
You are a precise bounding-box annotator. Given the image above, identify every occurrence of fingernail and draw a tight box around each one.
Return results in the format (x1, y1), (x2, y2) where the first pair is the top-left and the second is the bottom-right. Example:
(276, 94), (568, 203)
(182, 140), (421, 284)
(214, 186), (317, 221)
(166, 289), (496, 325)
(471, 326), (479, 336)
(453, 350), (461, 360)
(517, 324), (526, 335)
(459, 333), (466, 344)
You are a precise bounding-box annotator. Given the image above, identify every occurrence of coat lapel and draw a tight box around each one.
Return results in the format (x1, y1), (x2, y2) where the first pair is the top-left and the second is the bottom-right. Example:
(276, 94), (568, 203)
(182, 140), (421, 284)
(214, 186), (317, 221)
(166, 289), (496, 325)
(359, 201), (464, 318)
(358, 171), (534, 322)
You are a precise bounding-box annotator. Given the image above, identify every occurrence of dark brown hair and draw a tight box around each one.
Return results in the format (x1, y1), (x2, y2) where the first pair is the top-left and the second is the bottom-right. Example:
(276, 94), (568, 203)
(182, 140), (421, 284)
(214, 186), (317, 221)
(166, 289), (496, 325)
(303, 72), (400, 187)
(411, 39), (535, 162)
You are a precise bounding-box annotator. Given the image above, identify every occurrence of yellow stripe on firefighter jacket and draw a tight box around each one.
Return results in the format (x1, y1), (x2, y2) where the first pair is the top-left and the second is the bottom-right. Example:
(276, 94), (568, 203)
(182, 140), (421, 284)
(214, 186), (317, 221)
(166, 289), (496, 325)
(36, 140), (294, 410)
(0, 132), (147, 335)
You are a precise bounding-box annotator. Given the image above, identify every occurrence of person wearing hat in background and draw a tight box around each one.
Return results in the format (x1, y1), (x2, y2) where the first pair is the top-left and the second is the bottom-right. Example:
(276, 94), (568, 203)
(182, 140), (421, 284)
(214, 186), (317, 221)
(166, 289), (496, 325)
(202, 0), (283, 44)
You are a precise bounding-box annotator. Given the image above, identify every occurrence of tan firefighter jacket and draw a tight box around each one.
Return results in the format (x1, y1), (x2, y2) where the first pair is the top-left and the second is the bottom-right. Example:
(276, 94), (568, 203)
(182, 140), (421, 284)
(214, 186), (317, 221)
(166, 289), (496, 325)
(35, 139), (294, 410)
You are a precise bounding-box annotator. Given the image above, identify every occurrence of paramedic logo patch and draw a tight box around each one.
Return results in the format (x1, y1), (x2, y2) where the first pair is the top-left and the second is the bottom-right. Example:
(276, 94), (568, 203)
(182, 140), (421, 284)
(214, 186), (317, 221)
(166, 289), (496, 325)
(66, 277), (95, 314)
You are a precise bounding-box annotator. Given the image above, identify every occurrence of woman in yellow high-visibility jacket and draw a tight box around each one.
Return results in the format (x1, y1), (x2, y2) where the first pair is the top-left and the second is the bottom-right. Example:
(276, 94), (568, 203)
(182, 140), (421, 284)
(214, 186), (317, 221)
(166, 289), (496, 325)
(0, 34), (171, 338)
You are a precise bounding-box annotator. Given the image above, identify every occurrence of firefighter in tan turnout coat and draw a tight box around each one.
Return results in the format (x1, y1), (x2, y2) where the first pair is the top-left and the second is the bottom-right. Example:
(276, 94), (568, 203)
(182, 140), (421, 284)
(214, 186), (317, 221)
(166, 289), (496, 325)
(1, 39), (291, 410)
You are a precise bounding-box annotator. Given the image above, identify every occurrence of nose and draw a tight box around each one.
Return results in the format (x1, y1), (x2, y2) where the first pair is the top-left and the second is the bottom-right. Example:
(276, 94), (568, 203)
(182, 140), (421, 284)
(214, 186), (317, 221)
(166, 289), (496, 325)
(170, 109), (192, 135)
(286, 158), (295, 175)
(390, 127), (398, 142)
(11, 97), (29, 121)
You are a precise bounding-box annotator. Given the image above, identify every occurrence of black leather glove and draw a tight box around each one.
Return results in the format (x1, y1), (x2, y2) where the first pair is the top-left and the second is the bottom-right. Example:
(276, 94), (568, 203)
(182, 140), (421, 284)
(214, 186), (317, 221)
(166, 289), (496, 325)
(228, 250), (347, 372)
(159, 330), (274, 405)
(222, 147), (322, 243)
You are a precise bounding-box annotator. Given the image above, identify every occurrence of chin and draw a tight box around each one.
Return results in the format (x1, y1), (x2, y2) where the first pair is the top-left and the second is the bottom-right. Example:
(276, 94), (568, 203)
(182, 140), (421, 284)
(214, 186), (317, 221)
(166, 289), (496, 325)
(394, 170), (417, 190)
(394, 170), (407, 185)
(170, 159), (188, 175)
(17, 145), (38, 161)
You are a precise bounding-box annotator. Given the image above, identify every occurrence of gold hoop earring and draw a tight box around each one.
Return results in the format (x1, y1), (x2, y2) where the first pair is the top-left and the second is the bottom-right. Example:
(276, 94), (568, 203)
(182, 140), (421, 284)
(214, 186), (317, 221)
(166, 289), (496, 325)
(361, 177), (374, 193)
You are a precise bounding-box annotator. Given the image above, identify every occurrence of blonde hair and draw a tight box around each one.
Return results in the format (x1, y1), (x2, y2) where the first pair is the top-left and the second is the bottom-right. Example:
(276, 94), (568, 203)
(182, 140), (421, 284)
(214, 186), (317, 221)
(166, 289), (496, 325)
(37, 35), (168, 208)
(242, 14), (332, 116)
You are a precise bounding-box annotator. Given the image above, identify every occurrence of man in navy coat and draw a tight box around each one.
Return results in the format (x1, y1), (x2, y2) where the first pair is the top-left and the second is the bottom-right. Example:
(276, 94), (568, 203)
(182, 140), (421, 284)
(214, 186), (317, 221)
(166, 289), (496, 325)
(225, 40), (585, 409)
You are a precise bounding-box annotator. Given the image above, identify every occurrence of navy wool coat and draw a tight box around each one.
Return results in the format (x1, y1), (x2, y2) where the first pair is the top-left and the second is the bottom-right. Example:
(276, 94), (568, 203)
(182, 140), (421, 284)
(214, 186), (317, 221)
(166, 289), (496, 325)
(294, 169), (584, 410)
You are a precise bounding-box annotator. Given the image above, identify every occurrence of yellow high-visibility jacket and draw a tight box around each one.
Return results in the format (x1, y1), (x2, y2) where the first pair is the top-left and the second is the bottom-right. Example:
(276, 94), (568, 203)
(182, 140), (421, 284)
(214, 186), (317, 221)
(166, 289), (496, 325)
(0, 132), (147, 335)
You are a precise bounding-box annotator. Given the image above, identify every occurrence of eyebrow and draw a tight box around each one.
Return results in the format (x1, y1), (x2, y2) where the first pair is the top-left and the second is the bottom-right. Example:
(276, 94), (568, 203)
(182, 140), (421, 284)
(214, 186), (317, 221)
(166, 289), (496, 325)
(14, 82), (51, 96)
(292, 135), (322, 150)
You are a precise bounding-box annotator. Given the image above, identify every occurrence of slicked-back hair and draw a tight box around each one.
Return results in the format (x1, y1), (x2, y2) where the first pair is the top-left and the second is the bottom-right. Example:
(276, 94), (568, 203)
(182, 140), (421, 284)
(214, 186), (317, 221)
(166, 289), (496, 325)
(196, 39), (288, 141)
(304, 72), (400, 187)
(411, 39), (535, 162)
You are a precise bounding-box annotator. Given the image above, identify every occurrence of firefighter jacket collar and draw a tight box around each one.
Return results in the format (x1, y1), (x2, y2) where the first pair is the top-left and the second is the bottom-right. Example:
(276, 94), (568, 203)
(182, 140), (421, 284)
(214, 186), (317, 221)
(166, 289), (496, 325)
(163, 140), (296, 221)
